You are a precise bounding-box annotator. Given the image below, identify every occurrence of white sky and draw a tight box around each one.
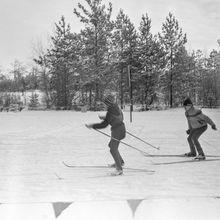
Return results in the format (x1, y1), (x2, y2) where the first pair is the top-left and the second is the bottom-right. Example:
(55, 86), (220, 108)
(0, 0), (220, 71)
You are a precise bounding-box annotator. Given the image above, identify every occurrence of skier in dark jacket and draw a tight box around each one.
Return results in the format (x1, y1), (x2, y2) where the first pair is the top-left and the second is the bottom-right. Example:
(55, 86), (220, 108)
(183, 97), (217, 160)
(86, 95), (126, 176)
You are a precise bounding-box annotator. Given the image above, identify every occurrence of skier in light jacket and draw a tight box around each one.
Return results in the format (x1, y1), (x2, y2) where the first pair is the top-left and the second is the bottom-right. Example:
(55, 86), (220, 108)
(183, 98), (217, 160)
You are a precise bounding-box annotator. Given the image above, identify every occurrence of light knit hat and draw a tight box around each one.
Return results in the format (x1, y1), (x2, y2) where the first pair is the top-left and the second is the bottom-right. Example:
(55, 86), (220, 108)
(103, 95), (115, 106)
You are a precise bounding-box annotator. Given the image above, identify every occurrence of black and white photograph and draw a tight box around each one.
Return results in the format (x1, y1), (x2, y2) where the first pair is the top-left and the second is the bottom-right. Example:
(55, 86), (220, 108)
(0, 0), (220, 219)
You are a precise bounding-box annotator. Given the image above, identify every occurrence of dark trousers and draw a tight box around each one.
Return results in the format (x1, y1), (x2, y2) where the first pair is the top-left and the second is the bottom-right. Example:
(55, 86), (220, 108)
(187, 125), (207, 155)
(108, 125), (125, 170)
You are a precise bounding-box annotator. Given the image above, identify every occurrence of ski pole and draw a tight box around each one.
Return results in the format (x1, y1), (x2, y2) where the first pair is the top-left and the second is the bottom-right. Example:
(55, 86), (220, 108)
(126, 131), (160, 150)
(94, 129), (151, 156)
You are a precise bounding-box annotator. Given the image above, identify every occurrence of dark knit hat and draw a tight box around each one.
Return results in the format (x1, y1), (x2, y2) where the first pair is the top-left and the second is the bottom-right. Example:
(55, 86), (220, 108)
(103, 95), (115, 106)
(183, 98), (193, 106)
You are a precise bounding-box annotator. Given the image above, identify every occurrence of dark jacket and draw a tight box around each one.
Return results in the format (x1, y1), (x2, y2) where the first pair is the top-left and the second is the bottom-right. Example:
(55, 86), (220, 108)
(92, 104), (126, 140)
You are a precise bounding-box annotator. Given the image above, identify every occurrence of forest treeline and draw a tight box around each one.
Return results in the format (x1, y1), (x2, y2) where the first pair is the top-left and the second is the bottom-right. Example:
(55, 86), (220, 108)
(0, 0), (220, 110)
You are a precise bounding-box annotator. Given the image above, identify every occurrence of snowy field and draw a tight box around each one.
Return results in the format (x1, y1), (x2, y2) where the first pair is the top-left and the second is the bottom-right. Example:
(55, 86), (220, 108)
(0, 108), (220, 219)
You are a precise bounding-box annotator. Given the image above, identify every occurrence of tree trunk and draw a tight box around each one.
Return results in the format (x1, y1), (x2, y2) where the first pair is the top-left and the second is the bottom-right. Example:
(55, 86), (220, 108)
(120, 67), (124, 109)
(170, 50), (173, 108)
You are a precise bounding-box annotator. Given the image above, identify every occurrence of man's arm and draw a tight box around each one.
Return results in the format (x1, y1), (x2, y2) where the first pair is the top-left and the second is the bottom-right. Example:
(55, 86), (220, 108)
(86, 112), (110, 129)
(199, 113), (217, 129)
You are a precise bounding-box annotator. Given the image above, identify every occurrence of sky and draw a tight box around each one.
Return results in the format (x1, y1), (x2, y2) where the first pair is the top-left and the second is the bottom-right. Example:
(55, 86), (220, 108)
(0, 0), (220, 71)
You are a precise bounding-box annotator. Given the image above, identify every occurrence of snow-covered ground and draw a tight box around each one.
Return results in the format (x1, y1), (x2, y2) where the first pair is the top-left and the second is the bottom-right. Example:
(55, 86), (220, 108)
(0, 108), (220, 219)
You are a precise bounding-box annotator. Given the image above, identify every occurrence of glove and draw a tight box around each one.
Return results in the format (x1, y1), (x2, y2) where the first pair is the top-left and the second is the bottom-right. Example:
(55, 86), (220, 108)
(85, 123), (94, 129)
(98, 115), (106, 120)
(212, 124), (217, 130)
(186, 129), (191, 134)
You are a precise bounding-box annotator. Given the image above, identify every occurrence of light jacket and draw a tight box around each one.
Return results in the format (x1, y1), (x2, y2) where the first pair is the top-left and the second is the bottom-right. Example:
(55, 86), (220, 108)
(185, 107), (215, 129)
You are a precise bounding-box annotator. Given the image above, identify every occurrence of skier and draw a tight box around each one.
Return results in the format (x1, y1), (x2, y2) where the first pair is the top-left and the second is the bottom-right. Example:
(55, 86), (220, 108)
(183, 97), (217, 160)
(85, 95), (126, 176)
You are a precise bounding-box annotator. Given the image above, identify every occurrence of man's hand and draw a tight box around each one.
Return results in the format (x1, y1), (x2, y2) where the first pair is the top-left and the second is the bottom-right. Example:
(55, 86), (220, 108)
(212, 124), (217, 130)
(186, 129), (191, 134)
(98, 115), (106, 120)
(85, 124), (94, 129)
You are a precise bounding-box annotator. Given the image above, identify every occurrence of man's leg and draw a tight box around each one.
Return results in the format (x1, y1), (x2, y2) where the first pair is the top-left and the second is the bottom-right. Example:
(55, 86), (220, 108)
(191, 126), (207, 156)
(109, 139), (122, 170)
(118, 152), (124, 165)
(187, 131), (197, 155)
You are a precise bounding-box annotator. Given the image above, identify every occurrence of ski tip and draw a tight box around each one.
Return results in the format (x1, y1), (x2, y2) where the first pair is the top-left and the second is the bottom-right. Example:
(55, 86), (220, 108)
(109, 172), (124, 177)
(62, 161), (71, 167)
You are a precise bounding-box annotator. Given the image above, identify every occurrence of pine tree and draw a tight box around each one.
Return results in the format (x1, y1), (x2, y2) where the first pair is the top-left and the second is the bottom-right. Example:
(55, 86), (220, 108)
(171, 46), (195, 105)
(74, 0), (114, 108)
(158, 13), (187, 107)
(43, 16), (79, 109)
(188, 50), (205, 105)
(137, 13), (165, 108)
(112, 9), (138, 108)
(204, 49), (220, 107)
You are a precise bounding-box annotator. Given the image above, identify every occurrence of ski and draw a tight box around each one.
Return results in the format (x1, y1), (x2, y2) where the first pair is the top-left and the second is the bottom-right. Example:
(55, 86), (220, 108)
(153, 158), (220, 165)
(62, 161), (154, 173)
(144, 154), (220, 158)
(144, 154), (186, 158)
